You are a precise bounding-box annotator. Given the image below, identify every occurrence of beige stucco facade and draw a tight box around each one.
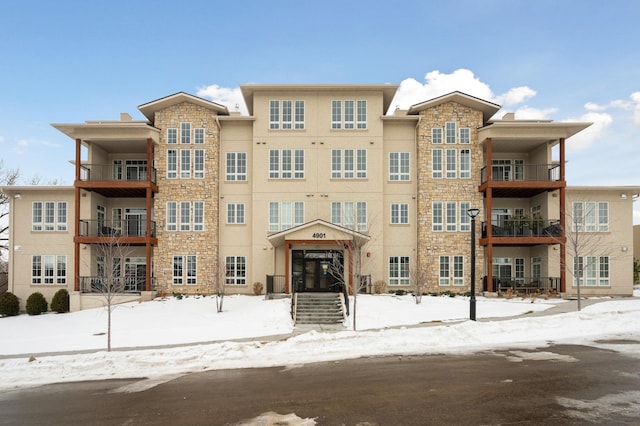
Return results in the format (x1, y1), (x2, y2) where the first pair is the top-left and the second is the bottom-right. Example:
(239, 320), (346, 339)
(2, 85), (639, 311)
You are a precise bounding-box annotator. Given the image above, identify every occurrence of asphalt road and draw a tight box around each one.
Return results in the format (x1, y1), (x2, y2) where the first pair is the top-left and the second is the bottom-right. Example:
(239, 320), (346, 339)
(1, 343), (639, 425)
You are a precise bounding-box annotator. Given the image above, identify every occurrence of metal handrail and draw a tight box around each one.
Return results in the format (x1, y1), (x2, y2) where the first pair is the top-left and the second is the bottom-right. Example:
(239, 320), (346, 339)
(78, 219), (156, 238)
(79, 164), (157, 183)
(480, 163), (560, 183)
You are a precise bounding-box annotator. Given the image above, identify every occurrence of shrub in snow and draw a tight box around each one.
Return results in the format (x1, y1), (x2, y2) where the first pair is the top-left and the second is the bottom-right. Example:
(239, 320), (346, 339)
(51, 289), (70, 313)
(252, 282), (264, 295)
(26, 292), (48, 315)
(0, 292), (20, 316)
(373, 280), (387, 294)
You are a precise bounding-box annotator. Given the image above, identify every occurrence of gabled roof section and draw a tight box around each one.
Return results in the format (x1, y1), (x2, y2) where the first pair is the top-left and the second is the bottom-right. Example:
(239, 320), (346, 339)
(240, 84), (399, 116)
(267, 219), (371, 247)
(408, 91), (501, 122)
(138, 92), (230, 122)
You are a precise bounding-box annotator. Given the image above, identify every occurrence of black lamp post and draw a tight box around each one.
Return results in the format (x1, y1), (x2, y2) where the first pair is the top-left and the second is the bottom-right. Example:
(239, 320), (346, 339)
(467, 208), (480, 321)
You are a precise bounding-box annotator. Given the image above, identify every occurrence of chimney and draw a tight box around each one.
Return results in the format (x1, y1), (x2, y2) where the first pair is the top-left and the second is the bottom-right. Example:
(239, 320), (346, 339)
(502, 112), (515, 121)
(120, 113), (133, 121)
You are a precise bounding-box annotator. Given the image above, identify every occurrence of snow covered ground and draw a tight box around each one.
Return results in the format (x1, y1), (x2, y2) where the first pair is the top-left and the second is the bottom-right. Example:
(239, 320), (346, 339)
(1, 289), (639, 392)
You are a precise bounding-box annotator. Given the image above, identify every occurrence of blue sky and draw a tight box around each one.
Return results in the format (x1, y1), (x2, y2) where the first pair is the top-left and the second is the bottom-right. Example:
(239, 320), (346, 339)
(1, 0), (639, 222)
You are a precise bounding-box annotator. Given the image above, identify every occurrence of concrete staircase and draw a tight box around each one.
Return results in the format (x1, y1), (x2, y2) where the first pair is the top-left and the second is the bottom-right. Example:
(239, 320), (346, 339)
(294, 292), (345, 325)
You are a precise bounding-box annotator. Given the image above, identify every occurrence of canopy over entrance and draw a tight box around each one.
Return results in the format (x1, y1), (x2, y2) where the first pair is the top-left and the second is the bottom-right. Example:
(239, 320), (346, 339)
(266, 219), (371, 248)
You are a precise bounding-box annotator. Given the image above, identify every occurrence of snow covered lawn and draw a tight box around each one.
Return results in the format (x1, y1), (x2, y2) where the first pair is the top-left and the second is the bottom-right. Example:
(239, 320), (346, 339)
(0, 291), (639, 391)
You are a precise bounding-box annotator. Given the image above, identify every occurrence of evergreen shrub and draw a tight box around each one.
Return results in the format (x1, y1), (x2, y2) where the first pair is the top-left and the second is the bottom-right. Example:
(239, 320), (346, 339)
(26, 292), (48, 315)
(0, 292), (20, 316)
(51, 289), (70, 313)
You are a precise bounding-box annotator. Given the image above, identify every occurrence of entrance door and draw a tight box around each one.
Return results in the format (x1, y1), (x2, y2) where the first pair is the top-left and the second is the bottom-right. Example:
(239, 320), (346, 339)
(292, 250), (343, 292)
(125, 257), (146, 291)
(125, 208), (146, 237)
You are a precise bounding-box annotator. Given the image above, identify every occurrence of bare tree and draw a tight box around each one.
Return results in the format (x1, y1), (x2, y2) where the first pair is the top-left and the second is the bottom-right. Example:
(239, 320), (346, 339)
(328, 231), (371, 331)
(0, 160), (20, 257)
(409, 260), (428, 304)
(215, 257), (227, 313)
(92, 235), (132, 351)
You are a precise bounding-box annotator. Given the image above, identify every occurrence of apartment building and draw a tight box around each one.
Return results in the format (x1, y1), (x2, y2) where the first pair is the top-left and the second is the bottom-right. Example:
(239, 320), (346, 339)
(2, 85), (638, 311)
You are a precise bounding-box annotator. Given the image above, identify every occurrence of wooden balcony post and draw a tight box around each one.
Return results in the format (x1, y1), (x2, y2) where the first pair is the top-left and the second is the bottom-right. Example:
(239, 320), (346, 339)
(74, 138), (81, 292)
(559, 137), (566, 293)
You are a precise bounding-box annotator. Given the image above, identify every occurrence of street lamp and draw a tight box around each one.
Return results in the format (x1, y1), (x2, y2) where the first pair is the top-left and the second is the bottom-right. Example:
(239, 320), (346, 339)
(467, 208), (480, 321)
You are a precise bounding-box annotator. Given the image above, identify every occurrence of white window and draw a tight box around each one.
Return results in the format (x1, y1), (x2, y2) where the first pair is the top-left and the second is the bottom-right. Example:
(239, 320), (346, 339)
(459, 128), (470, 144)
(193, 201), (204, 231)
(270, 149), (305, 179)
(515, 258), (525, 284)
(166, 202), (177, 231)
(331, 100), (367, 129)
(167, 149), (177, 179)
(532, 257), (541, 280)
(270, 100), (280, 129)
(432, 202), (443, 231)
(167, 128), (177, 144)
(445, 122), (456, 144)
(391, 203), (409, 224)
(439, 256), (450, 286)
(331, 149), (367, 179)
(44, 201), (55, 231)
(459, 202), (471, 232)
(331, 100), (342, 129)
(180, 202), (190, 231)
(432, 128), (443, 144)
(389, 256), (409, 285)
(32, 255), (66, 285)
(113, 159), (123, 180)
(282, 100), (292, 129)
(270, 100), (305, 130)
(331, 201), (367, 231)
(180, 122), (191, 144)
(432, 149), (443, 179)
(294, 100), (305, 129)
(453, 255), (464, 286)
(572, 201), (609, 232)
(226, 256), (246, 285)
(33, 201), (66, 232)
(180, 149), (191, 178)
(227, 203), (245, 224)
(446, 202), (457, 231)
(173, 255), (183, 285)
(268, 201), (304, 231)
(460, 149), (471, 179)
(194, 128), (204, 144)
(194, 149), (205, 179)
(574, 256), (609, 286)
(389, 152), (410, 181)
(357, 100), (367, 129)
(186, 255), (197, 285)
(445, 149), (457, 179)
(226, 152), (247, 181)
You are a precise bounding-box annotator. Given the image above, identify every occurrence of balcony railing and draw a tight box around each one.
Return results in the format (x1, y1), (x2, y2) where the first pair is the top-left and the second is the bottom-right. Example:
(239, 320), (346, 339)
(481, 164), (560, 183)
(79, 219), (156, 238)
(79, 164), (156, 183)
(482, 219), (562, 238)
(80, 276), (155, 293)
(483, 276), (560, 294)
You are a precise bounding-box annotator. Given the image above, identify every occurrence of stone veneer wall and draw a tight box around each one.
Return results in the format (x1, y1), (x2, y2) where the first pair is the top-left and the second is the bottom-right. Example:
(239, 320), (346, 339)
(416, 101), (485, 293)
(153, 102), (220, 294)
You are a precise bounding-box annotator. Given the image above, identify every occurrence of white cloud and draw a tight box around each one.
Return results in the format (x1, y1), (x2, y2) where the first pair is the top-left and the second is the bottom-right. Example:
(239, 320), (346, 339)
(41, 140), (60, 148)
(390, 69), (538, 114)
(631, 92), (640, 124)
(495, 86), (537, 106)
(196, 84), (247, 115)
(564, 111), (613, 153)
(0, 135), (5, 143)
(512, 106), (558, 120)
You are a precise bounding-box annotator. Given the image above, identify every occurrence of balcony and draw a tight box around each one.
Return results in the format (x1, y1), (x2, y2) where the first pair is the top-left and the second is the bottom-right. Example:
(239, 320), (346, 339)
(481, 219), (563, 246)
(480, 164), (563, 197)
(77, 164), (157, 197)
(76, 219), (157, 245)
